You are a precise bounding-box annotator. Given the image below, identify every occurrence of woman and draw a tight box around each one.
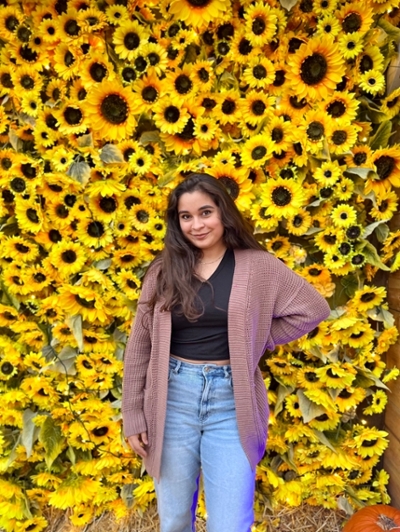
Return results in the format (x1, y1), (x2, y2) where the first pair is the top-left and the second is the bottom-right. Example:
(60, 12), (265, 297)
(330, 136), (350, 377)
(122, 173), (330, 532)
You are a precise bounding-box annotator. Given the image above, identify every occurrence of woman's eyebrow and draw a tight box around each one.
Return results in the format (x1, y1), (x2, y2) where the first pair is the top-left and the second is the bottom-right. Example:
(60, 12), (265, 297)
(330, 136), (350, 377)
(178, 204), (215, 214)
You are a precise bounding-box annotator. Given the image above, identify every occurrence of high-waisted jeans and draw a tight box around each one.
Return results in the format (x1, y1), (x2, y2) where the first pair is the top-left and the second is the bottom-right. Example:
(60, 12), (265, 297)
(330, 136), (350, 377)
(154, 357), (256, 532)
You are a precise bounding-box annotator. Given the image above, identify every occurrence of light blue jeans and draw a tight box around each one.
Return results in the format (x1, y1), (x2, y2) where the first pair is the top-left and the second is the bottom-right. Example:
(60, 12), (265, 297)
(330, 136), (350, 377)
(154, 357), (256, 532)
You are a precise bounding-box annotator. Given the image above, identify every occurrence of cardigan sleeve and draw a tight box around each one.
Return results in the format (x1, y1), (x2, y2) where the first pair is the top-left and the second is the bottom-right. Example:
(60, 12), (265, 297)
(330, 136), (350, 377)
(265, 257), (331, 351)
(121, 266), (157, 438)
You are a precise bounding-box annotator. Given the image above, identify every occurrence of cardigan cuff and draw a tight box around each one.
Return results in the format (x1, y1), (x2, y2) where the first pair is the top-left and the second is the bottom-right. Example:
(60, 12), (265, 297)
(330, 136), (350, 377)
(122, 409), (147, 438)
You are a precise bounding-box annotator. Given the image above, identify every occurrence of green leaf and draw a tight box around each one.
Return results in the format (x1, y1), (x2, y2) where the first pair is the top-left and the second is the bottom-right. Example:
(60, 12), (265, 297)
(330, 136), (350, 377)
(8, 129), (22, 151)
(366, 306), (394, 328)
(66, 445), (76, 465)
(95, 258), (112, 270)
(312, 429), (337, 453)
(66, 314), (83, 352)
(369, 121), (392, 150)
(76, 132), (93, 148)
(274, 384), (294, 416)
(46, 346), (77, 375)
(22, 409), (39, 458)
(356, 368), (390, 391)
(344, 167), (375, 180)
(362, 241), (391, 271)
(140, 131), (160, 145)
(39, 416), (64, 469)
(121, 484), (135, 508)
(157, 168), (179, 187)
(100, 144), (124, 164)
(362, 219), (390, 239)
(377, 18), (400, 42)
(337, 496), (355, 516)
(375, 223), (390, 243)
(279, 1), (299, 13)
(296, 389), (326, 423)
(67, 161), (91, 185)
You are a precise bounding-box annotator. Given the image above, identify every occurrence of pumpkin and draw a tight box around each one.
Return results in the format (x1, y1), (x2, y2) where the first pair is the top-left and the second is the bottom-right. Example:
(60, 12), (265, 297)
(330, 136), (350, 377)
(343, 505), (400, 532)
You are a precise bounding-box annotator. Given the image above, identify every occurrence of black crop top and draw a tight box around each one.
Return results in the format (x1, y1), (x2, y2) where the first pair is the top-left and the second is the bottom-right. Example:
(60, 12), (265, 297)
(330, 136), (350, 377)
(170, 249), (235, 361)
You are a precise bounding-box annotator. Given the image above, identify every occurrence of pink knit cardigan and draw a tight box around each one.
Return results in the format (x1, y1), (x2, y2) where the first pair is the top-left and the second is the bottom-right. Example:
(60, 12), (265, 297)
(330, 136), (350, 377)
(122, 249), (331, 481)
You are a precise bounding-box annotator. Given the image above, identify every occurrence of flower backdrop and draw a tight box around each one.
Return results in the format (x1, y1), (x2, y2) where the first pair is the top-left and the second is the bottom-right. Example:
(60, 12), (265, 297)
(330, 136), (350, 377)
(0, 0), (400, 530)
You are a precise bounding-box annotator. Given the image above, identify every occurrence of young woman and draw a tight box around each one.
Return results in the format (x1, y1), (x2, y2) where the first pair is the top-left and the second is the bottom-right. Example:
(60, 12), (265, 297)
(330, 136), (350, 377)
(122, 173), (330, 532)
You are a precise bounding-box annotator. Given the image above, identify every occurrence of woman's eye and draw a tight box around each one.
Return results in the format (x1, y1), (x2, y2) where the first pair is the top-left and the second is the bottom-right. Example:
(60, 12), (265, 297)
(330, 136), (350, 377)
(202, 210), (211, 215)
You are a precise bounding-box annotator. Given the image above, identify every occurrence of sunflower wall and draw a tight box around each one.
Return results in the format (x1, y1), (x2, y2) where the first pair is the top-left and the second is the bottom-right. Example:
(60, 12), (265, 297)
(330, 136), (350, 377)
(1, 0), (400, 529)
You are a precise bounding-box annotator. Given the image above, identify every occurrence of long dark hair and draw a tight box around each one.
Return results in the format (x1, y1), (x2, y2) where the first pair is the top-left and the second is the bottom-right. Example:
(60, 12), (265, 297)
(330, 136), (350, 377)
(147, 173), (264, 320)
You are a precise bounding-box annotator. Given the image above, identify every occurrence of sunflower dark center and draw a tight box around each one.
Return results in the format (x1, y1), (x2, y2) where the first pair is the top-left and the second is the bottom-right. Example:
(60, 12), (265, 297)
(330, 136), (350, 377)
(142, 86), (158, 102)
(56, 204), (69, 218)
(323, 234), (336, 244)
(134, 56), (147, 71)
(87, 221), (104, 237)
(122, 66), (136, 83)
(63, 194), (76, 207)
(65, 19), (80, 36)
(20, 45), (38, 62)
(272, 186), (292, 206)
(252, 17), (266, 35)
(309, 268), (322, 277)
(101, 94), (128, 124)
(290, 96), (307, 109)
(379, 200), (388, 213)
(198, 68), (209, 82)
(387, 97), (399, 109)
(124, 31), (140, 50)
(89, 62), (106, 82)
(375, 156), (395, 181)
(238, 38), (252, 55)
(343, 12), (362, 33)
(351, 254), (364, 265)
(15, 243), (29, 253)
(252, 100), (266, 115)
(307, 121), (324, 140)
(167, 46), (179, 60)
(273, 70), (285, 86)
(5, 15), (18, 31)
(332, 130), (347, 145)
(219, 177), (240, 200)
(175, 74), (193, 95)
(64, 106), (83, 125)
(49, 229), (62, 243)
(253, 64), (267, 80)
(20, 74), (34, 89)
(84, 335), (97, 344)
(121, 254), (135, 263)
(305, 371), (319, 382)
(361, 439), (378, 447)
(75, 295), (95, 309)
(187, 0), (211, 6)
(92, 427), (109, 437)
(327, 100), (346, 118)
(271, 127), (283, 142)
(222, 99), (236, 114)
(288, 38), (304, 54)
(251, 146), (267, 160)
(136, 210), (149, 223)
(99, 197), (117, 213)
(61, 250), (77, 263)
(339, 242), (351, 255)
(345, 226), (360, 240)
(360, 55), (373, 74)
(1, 73), (13, 88)
(148, 52), (160, 65)
(34, 273), (46, 283)
(164, 105), (180, 123)
(1, 362), (14, 375)
(177, 118), (195, 140)
(300, 0), (313, 12)
(27, 208), (39, 223)
(11, 178), (26, 192)
(300, 53), (328, 85)
(17, 26), (31, 42)
(324, 24), (332, 32)
(271, 241), (283, 251)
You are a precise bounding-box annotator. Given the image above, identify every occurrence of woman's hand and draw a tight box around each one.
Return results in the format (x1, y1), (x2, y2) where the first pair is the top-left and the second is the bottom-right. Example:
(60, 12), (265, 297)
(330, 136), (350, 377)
(127, 432), (148, 458)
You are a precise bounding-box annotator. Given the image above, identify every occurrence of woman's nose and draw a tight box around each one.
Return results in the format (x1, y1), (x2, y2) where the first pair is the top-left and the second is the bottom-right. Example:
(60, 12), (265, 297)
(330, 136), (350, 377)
(192, 216), (205, 229)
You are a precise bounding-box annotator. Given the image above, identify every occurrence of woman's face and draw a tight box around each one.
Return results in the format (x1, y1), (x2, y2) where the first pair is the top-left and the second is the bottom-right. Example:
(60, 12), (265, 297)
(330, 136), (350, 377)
(178, 190), (225, 253)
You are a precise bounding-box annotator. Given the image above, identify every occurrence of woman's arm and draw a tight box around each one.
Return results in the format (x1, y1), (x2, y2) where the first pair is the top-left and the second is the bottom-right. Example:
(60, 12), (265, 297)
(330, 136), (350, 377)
(121, 268), (156, 438)
(265, 257), (331, 351)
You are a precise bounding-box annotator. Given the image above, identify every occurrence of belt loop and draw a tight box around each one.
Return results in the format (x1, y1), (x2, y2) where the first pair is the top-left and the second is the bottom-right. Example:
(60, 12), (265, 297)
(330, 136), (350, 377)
(223, 366), (230, 379)
(173, 360), (181, 374)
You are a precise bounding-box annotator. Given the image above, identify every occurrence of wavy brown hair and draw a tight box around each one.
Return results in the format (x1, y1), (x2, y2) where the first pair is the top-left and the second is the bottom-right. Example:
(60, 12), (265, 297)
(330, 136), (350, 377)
(146, 173), (264, 320)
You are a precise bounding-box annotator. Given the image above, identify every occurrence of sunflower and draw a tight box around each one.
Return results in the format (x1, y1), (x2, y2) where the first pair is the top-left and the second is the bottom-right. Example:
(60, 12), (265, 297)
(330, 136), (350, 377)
(363, 390), (388, 416)
(193, 115), (220, 149)
(0, 6), (23, 42)
(327, 121), (360, 155)
(80, 53), (115, 88)
(243, 56), (276, 90)
(132, 72), (162, 110)
(286, 209), (312, 236)
(337, 2), (374, 35)
(315, 14), (342, 37)
(76, 218), (113, 248)
(240, 134), (275, 169)
(130, 204), (157, 232)
(286, 36), (344, 100)
(78, 7), (107, 33)
(313, 160), (342, 186)
(55, 9), (83, 42)
(55, 101), (88, 135)
(11, 64), (43, 97)
(105, 4), (129, 25)
(346, 145), (374, 169)
(2, 235), (39, 263)
(57, 285), (109, 324)
(380, 87), (400, 119)
(298, 109), (332, 155)
(285, 395), (303, 418)
(301, 264), (332, 285)
(366, 146), (400, 194)
(323, 91), (359, 123)
(112, 19), (149, 61)
(309, 411), (341, 431)
(349, 286), (386, 312)
(250, 203), (279, 232)
(48, 240), (88, 278)
(265, 235), (291, 257)
(14, 198), (43, 234)
(190, 60), (214, 93)
(153, 96), (189, 135)
(168, 0), (232, 29)
(215, 89), (241, 125)
(349, 426), (389, 458)
(359, 69), (386, 96)
(261, 178), (306, 219)
(244, 2), (277, 47)
(53, 43), (81, 80)
(240, 91), (274, 126)
(265, 115), (294, 154)
(85, 81), (137, 142)
(38, 17), (59, 44)
(370, 189), (398, 221)
(209, 162), (255, 211)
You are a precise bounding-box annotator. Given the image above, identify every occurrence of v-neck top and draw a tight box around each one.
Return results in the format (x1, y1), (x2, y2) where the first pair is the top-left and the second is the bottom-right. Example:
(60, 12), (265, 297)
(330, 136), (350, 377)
(170, 248), (235, 361)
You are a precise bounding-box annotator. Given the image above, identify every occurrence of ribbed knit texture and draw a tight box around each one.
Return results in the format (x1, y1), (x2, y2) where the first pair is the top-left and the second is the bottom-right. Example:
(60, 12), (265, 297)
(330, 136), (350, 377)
(122, 249), (331, 481)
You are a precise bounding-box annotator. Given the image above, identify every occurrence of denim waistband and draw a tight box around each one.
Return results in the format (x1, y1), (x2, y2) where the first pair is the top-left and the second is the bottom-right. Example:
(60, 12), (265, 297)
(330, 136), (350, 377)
(169, 356), (231, 378)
